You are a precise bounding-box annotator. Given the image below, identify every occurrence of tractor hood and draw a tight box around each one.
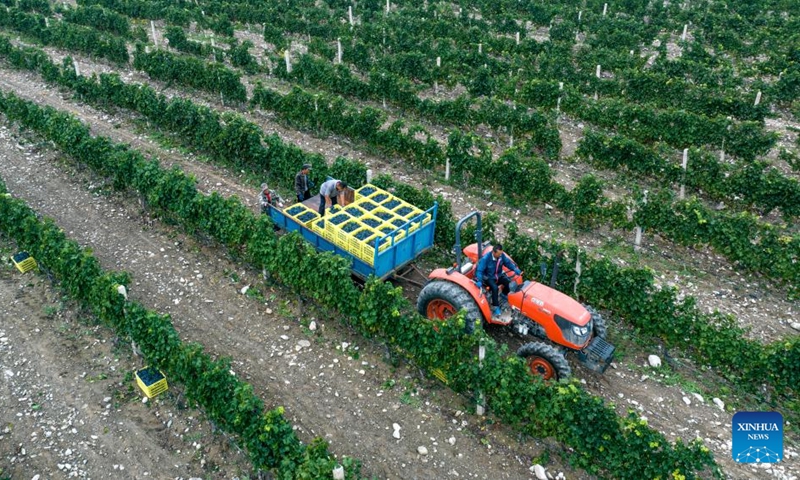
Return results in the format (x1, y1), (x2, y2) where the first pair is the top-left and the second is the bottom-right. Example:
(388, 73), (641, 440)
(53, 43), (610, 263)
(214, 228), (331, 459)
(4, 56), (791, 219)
(517, 282), (591, 326)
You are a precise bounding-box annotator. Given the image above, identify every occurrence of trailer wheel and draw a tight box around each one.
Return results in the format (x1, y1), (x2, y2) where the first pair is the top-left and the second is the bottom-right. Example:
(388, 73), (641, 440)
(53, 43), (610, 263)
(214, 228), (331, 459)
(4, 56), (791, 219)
(517, 342), (571, 380)
(417, 280), (483, 334)
(585, 305), (607, 339)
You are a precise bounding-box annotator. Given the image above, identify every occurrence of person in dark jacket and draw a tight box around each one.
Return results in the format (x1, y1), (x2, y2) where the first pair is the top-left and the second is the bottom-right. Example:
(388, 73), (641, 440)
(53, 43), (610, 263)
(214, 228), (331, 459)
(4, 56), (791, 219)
(294, 164), (313, 203)
(475, 243), (521, 317)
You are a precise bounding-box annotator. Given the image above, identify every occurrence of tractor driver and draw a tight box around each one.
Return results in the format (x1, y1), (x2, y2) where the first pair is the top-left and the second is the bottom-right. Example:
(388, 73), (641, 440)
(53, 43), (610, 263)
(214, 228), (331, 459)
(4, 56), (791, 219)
(475, 243), (521, 317)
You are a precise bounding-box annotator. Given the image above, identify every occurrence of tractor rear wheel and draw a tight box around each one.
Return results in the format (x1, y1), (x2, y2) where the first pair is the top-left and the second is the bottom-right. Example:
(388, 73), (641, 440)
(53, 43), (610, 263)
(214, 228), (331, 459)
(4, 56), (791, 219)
(417, 280), (483, 334)
(585, 305), (607, 339)
(517, 342), (572, 380)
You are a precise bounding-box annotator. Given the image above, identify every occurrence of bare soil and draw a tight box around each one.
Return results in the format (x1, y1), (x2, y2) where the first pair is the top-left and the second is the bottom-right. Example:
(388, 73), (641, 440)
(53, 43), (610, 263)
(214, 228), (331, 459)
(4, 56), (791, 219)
(1, 41), (798, 480)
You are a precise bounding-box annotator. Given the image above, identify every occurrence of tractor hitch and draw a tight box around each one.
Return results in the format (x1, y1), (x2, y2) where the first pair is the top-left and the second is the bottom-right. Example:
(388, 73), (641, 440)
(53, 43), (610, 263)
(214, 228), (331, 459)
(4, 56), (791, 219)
(576, 336), (615, 374)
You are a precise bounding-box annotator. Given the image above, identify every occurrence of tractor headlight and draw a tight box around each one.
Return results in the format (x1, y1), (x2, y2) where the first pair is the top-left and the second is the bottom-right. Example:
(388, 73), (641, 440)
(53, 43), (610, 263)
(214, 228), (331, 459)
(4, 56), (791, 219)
(555, 314), (592, 346)
(572, 325), (589, 337)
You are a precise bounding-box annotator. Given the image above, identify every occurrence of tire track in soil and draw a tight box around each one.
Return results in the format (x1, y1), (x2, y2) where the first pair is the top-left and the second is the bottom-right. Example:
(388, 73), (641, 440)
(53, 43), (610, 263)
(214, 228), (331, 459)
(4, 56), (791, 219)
(0, 270), (254, 479)
(0, 123), (554, 478)
(1, 62), (797, 479)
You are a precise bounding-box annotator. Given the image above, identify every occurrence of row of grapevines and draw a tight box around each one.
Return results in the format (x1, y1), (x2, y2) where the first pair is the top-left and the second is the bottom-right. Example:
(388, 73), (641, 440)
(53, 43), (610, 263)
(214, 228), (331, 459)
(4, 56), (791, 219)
(2, 36), (795, 290)
(0, 6), (128, 64)
(0, 177), (362, 479)
(0, 90), (721, 480)
(577, 130), (800, 219)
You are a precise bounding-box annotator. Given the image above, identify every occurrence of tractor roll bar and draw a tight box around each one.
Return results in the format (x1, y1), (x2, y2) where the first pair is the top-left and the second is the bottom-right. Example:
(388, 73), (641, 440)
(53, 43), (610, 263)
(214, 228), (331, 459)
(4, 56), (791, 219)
(454, 211), (482, 273)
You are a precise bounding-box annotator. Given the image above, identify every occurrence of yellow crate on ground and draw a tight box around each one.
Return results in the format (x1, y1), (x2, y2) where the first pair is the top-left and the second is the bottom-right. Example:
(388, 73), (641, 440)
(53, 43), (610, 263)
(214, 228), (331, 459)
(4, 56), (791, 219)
(355, 184), (389, 201)
(135, 366), (168, 398)
(11, 252), (37, 273)
(285, 203), (319, 226)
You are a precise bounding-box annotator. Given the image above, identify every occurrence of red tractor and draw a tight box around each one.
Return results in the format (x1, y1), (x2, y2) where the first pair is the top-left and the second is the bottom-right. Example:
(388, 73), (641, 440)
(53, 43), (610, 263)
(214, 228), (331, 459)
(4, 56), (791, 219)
(417, 212), (614, 380)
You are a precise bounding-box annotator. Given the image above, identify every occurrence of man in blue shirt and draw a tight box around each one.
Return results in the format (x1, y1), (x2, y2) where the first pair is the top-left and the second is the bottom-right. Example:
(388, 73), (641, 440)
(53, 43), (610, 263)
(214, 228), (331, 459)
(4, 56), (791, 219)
(475, 243), (521, 317)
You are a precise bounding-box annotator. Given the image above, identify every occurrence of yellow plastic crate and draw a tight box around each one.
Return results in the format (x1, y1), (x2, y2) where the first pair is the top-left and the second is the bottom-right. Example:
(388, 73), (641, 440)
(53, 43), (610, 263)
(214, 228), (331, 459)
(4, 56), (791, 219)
(371, 207), (397, 225)
(11, 252), (37, 273)
(380, 196), (404, 211)
(359, 234), (392, 263)
(337, 219), (362, 246)
(286, 203), (319, 226)
(353, 198), (380, 213)
(325, 211), (351, 242)
(342, 204), (367, 220)
(354, 184), (389, 201)
(348, 226), (378, 253)
(367, 190), (392, 205)
(312, 218), (333, 241)
(376, 224), (405, 244)
(391, 201), (418, 218)
(359, 213), (383, 231)
(135, 367), (168, 398)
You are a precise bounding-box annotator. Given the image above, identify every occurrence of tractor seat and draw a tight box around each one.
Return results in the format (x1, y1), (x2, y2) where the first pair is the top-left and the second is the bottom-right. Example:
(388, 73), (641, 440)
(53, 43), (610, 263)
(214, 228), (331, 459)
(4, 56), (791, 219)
(459, 261), (474, 275)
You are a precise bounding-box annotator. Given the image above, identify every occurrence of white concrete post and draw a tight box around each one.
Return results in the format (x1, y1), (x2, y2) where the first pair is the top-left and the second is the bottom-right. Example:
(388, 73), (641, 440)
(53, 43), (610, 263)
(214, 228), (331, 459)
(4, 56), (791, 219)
(337, 38), (342, 64)
(74, 61), (80, 77)
(284, 50), (292, 73)
(574, 249), (581, 297)
(578, 10), (582, 21)
(754, 90), (762, 106)
(476, 343), (486, 416)
(603, 3), (608, 15)
(386, 0), (390, 14)
(366, 169), (373, 183)
(445, 158), (450, 181)
(478, 42), (482, 54)
(634, 226), (643, 251)
(681, 24), (688, 41)
(516, 31), (520, 45)
(556, 97), (562, 112)
(151, 21), (158, 48)
(333, 465), (345, 480)
(348, 6), (354, 27)
(680, 148), (688, 200)
(596, 64), (601, 78)
(436, 56), (441, 67)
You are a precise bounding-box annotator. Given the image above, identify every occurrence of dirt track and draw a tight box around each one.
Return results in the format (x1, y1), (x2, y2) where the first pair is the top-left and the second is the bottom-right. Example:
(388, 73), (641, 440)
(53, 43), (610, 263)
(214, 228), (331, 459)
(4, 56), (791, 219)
(1, 50), (798, 479)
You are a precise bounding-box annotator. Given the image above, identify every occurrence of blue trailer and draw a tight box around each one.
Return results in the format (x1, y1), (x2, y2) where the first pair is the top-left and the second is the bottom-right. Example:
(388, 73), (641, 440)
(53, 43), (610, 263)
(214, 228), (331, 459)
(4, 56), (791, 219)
(268, 190), (437, 281)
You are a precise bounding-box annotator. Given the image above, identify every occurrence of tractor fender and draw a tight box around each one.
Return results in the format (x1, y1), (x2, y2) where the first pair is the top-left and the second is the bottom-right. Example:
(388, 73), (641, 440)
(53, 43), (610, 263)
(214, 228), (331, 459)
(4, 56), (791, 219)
(428, 268), (493, 322)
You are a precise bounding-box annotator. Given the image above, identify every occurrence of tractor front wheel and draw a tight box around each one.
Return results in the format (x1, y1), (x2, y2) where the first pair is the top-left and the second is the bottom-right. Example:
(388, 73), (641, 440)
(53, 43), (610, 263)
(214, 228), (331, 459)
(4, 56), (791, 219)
(585, 305), (608, 339)
(517, 342), (572, 380)
(417, 280), (483, 334)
